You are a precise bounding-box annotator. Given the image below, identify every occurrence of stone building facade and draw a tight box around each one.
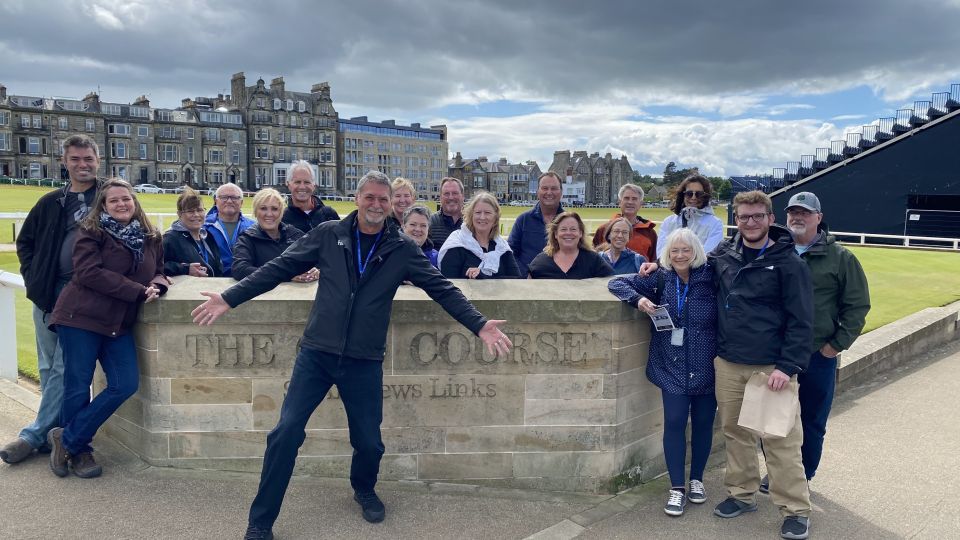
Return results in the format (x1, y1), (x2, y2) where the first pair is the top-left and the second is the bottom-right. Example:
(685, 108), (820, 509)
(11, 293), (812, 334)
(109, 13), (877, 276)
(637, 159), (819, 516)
(337, 116), (447, 199)
(225, 74), (337, 194)
(447, 152), (541, 201)
(548, 150), (633, 205)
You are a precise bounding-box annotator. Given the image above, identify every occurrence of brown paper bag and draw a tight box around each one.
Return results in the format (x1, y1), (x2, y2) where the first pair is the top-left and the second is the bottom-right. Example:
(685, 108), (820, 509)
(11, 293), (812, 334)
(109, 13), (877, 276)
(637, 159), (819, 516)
(737, 371), (799, 439)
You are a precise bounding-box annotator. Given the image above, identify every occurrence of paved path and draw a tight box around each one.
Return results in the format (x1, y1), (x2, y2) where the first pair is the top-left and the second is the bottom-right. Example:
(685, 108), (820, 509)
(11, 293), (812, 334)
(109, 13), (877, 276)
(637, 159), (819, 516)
(2, 338), (958, 539)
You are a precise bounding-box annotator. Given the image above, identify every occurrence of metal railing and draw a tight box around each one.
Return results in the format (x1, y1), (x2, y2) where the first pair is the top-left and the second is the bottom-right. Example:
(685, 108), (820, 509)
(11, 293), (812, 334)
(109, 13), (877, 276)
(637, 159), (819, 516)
(0, 270), (25, 381)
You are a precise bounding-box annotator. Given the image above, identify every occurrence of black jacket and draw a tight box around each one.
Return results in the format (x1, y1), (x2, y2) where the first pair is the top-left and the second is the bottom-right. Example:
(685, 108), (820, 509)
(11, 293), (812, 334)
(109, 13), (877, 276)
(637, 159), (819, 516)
(221, 211), (487, 361)
(281, 195), (339, 233)
(162, 221), (225, 277)
(16, 180), (104, 312)
(428, 211), (462, 248)
(231, 222), (304, 280)
(711, 224), (814, 376)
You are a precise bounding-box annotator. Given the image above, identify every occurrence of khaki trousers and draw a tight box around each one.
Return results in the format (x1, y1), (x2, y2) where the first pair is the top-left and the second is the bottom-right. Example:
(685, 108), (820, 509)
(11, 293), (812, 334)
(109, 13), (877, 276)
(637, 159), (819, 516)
(714, 357), (811, 517)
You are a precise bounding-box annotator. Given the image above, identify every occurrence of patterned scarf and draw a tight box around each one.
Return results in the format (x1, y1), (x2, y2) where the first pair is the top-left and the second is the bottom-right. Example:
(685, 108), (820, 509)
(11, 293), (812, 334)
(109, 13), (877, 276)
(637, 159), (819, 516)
(99, 212), (145, 266)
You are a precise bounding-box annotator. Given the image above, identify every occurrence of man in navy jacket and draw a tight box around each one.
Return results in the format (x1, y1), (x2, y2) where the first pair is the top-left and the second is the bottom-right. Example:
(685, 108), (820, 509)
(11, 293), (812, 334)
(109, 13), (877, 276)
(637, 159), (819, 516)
(508, 172), (563, 276)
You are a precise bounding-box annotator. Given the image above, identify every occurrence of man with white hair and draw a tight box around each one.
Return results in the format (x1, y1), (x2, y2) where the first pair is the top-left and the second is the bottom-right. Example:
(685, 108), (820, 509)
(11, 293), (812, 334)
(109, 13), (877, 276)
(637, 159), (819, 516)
(592, 183), (658, 261)
(282, 160), (339, 233)
(204, 183), (255, 276)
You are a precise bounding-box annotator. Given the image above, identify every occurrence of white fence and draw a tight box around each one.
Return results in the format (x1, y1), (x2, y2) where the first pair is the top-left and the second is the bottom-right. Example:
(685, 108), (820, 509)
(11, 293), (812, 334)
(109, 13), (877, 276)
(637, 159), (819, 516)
(0, 270), (25, 382)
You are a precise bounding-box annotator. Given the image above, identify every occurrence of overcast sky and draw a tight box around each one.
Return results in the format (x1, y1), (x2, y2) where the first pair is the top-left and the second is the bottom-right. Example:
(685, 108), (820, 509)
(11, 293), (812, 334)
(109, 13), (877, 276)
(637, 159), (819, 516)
(2, 0), (959, 176)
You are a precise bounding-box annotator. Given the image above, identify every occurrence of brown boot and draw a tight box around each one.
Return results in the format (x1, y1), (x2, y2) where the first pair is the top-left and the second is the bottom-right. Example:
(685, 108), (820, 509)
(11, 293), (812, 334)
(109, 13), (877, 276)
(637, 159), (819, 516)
(71, 452), (102, 478)
(47, 428), (69, 477)
(0, 438), (35, 464)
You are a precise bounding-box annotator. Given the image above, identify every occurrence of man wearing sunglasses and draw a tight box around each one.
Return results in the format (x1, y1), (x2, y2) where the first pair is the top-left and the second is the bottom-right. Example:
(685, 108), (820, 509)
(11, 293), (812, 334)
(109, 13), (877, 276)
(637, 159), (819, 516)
(205, 183), (255, 276)
(711, 190), (814, 540)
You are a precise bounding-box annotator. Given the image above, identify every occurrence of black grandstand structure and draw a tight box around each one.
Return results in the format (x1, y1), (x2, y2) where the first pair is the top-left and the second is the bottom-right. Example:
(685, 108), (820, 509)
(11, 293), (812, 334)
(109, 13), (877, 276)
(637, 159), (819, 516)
(729, 83), (960, 244)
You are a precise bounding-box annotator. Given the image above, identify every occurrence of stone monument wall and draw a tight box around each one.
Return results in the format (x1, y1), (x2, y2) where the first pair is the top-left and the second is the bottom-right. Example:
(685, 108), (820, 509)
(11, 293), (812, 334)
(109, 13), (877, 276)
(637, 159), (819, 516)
(97, 276), (664, 493)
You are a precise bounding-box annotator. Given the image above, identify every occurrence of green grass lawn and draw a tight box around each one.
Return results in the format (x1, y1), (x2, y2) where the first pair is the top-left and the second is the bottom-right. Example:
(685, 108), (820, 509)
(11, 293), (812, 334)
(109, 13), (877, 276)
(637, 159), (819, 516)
(0, 252), (38, 381)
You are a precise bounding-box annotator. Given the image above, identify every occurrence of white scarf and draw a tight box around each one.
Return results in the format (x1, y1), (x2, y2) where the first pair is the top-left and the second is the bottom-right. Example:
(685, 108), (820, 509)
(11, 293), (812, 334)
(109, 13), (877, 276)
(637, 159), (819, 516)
(681, 205), (717, 241)
(437, 223), (513, 276)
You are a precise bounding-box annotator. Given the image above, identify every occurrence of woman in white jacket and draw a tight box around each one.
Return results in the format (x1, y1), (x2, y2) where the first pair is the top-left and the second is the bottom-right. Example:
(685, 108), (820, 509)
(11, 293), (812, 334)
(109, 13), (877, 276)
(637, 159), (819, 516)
(656, 174), (724, 258)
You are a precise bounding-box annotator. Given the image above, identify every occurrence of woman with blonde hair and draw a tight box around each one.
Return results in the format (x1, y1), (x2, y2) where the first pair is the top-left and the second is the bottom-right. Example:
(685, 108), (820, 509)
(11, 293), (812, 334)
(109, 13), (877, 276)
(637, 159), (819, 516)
(528, 211), (613, 279)
(48, 178), (169, 478)
(233, 188), (317, 282)
(438, 191), (520, 279)
(608, 228), (717, 516)
(390, 177), (417, 226)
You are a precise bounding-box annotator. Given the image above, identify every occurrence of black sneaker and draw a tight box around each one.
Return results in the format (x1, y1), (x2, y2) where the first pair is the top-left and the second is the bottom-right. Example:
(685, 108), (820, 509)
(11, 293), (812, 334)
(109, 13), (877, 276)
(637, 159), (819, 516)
(243, 525), (273, 540)
(688, 479), (707, 504)
(354, 491), (386, 523)
(664, 489), (687, 516)
(713, 497), (757, 518)
(780, 515), (810, 539)
(759, 474), (770, 494)
(47, 428), (69, 477)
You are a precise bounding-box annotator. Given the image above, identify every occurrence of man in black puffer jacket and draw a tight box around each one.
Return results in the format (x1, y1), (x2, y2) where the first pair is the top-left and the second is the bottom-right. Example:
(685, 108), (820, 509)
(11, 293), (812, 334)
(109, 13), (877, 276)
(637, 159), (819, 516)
(191, 171), (512, 539)
(280, 160), (339, 233)
(710, 191), (813, 540)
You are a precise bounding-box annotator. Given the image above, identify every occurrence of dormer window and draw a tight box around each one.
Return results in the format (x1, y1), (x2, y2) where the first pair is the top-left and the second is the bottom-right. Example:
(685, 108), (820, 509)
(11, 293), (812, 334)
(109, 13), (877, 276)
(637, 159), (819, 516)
(273, 98), (281, 110)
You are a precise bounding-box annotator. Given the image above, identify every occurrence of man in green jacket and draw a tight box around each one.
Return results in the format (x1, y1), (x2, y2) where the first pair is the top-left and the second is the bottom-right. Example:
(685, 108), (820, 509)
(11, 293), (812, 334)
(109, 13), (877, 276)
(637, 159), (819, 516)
(763, 191), (870, 490)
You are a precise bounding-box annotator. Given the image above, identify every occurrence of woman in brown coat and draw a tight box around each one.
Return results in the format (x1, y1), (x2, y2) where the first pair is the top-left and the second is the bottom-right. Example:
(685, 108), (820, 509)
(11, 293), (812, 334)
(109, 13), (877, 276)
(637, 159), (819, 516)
(47, 178), (168, 479)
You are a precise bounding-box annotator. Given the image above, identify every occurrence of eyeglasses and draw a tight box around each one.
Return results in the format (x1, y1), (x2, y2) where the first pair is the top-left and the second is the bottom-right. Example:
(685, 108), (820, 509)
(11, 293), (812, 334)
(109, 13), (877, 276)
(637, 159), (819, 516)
(735, 213), (770, 223)
(786, 208), (817, 217)
(683, 190), (706, 198)
(609, 230), (630, 237)
(218, 195), (242, 202)
(181, 208), (205, 215)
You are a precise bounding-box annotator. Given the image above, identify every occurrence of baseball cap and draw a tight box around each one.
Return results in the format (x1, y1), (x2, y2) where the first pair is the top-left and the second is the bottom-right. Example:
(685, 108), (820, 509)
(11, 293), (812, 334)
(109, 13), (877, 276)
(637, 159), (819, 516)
(786, 192), (821, 212)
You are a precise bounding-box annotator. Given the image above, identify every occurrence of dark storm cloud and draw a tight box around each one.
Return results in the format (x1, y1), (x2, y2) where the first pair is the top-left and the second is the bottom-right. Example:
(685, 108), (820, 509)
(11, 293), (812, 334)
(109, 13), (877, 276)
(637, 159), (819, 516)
(2, 0), (958, 108)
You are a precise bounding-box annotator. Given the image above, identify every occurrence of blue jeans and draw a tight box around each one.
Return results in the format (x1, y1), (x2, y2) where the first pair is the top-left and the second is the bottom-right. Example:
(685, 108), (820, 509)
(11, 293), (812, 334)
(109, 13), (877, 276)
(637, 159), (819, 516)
(18, 304), (65, 449)
(798, 350), (838, 480)
(661, 390), (717, 488)
(58, 325), (139, 455)
(249, 348), (385, 529)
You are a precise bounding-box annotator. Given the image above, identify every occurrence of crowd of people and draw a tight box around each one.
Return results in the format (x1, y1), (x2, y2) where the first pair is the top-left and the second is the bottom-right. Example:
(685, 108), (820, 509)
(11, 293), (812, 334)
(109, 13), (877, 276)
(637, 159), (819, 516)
(0, 134), (873, 540)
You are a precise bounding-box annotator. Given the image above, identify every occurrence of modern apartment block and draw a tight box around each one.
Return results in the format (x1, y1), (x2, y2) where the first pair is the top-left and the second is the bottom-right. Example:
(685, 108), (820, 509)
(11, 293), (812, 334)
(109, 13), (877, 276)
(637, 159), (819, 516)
(337, 116), (447, 199)
(447, 153), (541, 201)
(548, 150), (633, 205)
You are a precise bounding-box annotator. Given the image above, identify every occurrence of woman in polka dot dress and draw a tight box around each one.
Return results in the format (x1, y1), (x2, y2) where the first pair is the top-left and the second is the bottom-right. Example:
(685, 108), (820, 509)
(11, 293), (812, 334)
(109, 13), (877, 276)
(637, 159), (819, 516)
(608, 227), (717, 517)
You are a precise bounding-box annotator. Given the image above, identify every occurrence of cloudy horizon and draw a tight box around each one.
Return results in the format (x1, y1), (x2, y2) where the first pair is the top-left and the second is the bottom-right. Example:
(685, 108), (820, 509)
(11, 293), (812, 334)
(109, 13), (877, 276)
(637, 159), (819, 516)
(2, 0), (959, 177)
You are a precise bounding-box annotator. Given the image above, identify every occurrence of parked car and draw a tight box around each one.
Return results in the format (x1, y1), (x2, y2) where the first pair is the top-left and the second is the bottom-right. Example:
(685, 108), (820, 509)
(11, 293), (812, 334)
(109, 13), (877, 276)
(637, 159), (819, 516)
(134, 183), (163, 194)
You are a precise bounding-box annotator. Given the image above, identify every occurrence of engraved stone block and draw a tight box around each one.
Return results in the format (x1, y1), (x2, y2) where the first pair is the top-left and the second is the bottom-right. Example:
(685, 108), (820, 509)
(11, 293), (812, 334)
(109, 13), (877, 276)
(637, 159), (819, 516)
(171, 377), (253, 404)
(524, 398), (616, 426)
(524, 374), (603, 399)
(445, 426), (603, 453)
(418, 452), (513, 480)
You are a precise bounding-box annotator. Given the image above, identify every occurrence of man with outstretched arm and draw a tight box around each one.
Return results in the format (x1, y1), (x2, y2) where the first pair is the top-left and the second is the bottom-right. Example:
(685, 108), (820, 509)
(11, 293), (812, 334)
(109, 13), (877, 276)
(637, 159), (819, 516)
(191, 171), (512, 540)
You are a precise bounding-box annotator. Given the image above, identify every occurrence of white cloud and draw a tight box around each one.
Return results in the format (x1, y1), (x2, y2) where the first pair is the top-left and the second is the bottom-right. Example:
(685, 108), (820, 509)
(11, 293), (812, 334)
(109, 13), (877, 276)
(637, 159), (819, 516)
(767, 104), (815, 116)
(440, 103), (848, 177)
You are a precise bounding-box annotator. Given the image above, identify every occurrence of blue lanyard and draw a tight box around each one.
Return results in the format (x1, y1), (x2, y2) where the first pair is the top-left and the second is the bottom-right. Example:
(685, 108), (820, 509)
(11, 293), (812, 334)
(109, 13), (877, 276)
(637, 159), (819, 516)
(195, 238), (210, 266)
(355, 227), (384, 277)
(675, 274), (690, 319)
(756, 238), (770, 259)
